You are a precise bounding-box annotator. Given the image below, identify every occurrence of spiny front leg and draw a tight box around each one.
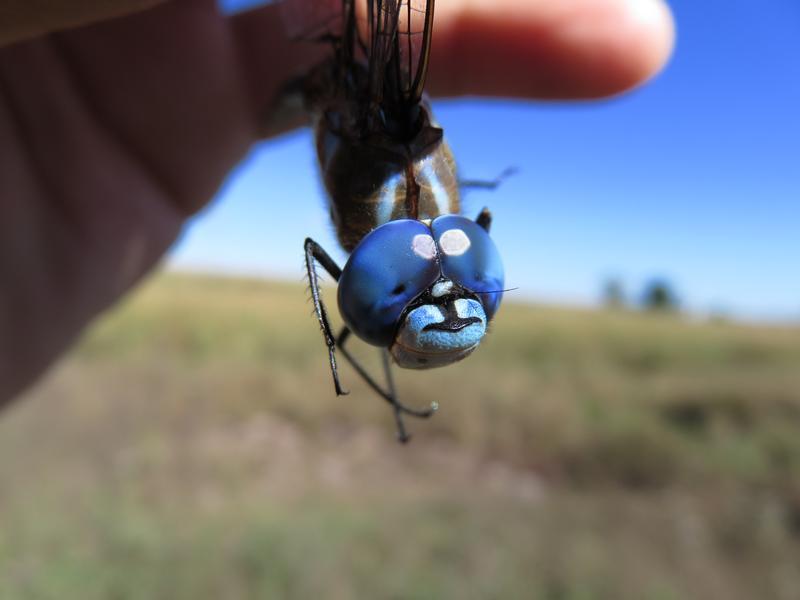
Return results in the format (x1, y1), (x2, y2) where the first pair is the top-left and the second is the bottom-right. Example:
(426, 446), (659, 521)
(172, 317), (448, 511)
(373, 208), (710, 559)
(304, 238), (347, 396)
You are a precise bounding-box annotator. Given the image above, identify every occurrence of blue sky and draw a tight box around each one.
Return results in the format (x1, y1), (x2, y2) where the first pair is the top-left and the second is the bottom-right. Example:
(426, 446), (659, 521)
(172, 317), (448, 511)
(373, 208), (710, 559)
(171, 0), (800, 321)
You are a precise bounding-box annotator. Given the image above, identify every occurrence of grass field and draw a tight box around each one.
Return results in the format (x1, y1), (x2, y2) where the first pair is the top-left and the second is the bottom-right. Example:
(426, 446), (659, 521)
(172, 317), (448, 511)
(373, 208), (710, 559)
(2, 272), (799, 599)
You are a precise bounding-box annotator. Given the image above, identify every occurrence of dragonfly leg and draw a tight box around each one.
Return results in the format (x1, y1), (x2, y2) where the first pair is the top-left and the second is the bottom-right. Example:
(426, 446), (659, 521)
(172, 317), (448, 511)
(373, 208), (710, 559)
(381, 349), (410, 443)
(476, 207), (492, 232)
(459, 166), (518, 192)
(336, 326), (438, 443)
(304, 238), (347, 396)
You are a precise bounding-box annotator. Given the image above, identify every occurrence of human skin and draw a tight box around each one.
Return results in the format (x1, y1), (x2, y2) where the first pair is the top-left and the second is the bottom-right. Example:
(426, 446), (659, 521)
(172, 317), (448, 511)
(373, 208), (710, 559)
(0, 0), (674, 405)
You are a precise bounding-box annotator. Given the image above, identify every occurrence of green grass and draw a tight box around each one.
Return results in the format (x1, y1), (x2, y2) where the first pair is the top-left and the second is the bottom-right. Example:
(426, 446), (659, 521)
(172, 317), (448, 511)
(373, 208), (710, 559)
(1, 272), (799, 599)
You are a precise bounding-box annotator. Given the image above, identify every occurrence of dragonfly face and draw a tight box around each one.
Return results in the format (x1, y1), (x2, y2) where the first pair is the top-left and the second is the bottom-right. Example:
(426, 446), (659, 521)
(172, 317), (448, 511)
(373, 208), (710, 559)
(288, 0), (506, 441)
(337, 216), (504, 369)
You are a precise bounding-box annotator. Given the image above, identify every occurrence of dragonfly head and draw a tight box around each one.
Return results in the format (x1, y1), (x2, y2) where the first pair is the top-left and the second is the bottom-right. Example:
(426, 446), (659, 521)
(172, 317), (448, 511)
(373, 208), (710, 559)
(337, 216), (504, 369)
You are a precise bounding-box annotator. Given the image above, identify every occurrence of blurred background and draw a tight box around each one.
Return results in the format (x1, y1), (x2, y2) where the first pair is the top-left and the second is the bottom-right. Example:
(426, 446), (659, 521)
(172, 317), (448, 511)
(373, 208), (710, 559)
(2, 0), (800, 598)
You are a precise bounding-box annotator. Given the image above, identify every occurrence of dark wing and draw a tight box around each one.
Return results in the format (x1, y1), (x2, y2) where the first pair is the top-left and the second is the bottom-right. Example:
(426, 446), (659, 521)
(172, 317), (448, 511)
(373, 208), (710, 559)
(366, 0), (435, 120)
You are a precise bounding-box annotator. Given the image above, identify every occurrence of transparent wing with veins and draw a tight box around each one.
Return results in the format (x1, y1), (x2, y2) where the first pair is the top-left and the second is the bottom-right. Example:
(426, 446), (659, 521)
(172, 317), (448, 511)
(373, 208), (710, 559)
(378, 0), (435, 109)
(279, 0), (435, 109)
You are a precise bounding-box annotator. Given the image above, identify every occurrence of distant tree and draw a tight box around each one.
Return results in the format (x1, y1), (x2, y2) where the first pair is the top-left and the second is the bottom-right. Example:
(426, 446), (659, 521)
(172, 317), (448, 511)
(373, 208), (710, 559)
(641, 279), (680, 312)
(707, 307), (731, 324)
(602, 278), (626, 309)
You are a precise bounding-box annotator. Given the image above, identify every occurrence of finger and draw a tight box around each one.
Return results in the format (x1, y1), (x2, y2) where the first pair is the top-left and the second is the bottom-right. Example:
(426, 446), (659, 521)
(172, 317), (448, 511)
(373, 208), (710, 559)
(429, 0), (675, 99)
(231, 0), (674, 136)
(0, 0), (165, 47)
(56, 0), (254, 213)
(231, 2), (328, 138)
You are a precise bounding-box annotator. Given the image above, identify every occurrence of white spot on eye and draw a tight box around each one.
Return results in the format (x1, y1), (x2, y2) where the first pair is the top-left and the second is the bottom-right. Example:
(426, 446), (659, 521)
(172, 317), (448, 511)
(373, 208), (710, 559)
(439, 229), (471, 256)
(412, 234), (437, 260)
(431, 280), (453, 298)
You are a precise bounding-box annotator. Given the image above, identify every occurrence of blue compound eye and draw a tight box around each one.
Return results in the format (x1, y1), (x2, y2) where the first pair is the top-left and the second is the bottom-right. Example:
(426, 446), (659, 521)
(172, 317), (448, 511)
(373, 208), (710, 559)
(431, 215), (505, 320)
(338, 220), (441, 347)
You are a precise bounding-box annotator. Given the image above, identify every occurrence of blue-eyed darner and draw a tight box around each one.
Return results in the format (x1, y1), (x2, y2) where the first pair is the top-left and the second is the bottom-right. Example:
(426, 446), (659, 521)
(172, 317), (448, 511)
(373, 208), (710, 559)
(282, 0), (505, 442)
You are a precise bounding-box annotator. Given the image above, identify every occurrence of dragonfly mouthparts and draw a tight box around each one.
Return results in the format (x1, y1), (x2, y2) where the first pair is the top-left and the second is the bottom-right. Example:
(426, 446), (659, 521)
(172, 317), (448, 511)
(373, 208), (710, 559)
(422, 317), (482, 333)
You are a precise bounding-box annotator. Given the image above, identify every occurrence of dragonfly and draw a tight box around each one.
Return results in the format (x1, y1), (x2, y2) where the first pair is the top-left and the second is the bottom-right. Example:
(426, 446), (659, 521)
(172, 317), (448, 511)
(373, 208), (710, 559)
(280, 0), (505, 442)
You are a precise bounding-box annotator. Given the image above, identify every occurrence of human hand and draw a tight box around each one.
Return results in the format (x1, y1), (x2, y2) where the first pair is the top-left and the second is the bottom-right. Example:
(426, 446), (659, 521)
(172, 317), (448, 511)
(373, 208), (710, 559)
(0, 0), (674, 404)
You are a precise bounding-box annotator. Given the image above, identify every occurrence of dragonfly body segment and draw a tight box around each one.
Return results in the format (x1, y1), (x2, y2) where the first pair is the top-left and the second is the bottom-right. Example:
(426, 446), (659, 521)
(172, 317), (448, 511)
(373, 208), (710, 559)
(313, 114), (460, 251)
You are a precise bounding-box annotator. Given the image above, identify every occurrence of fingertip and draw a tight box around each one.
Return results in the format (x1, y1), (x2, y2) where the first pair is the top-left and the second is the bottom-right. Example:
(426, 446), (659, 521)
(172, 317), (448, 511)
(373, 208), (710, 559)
(634, 0), (677, 80)
(429, 0), (676, 100)
(571, 0), (676, 97)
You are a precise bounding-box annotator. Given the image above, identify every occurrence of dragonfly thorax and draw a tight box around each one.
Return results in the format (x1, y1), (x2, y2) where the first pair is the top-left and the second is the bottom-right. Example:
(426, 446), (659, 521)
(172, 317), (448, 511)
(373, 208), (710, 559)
(315, 112), (461, 252)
